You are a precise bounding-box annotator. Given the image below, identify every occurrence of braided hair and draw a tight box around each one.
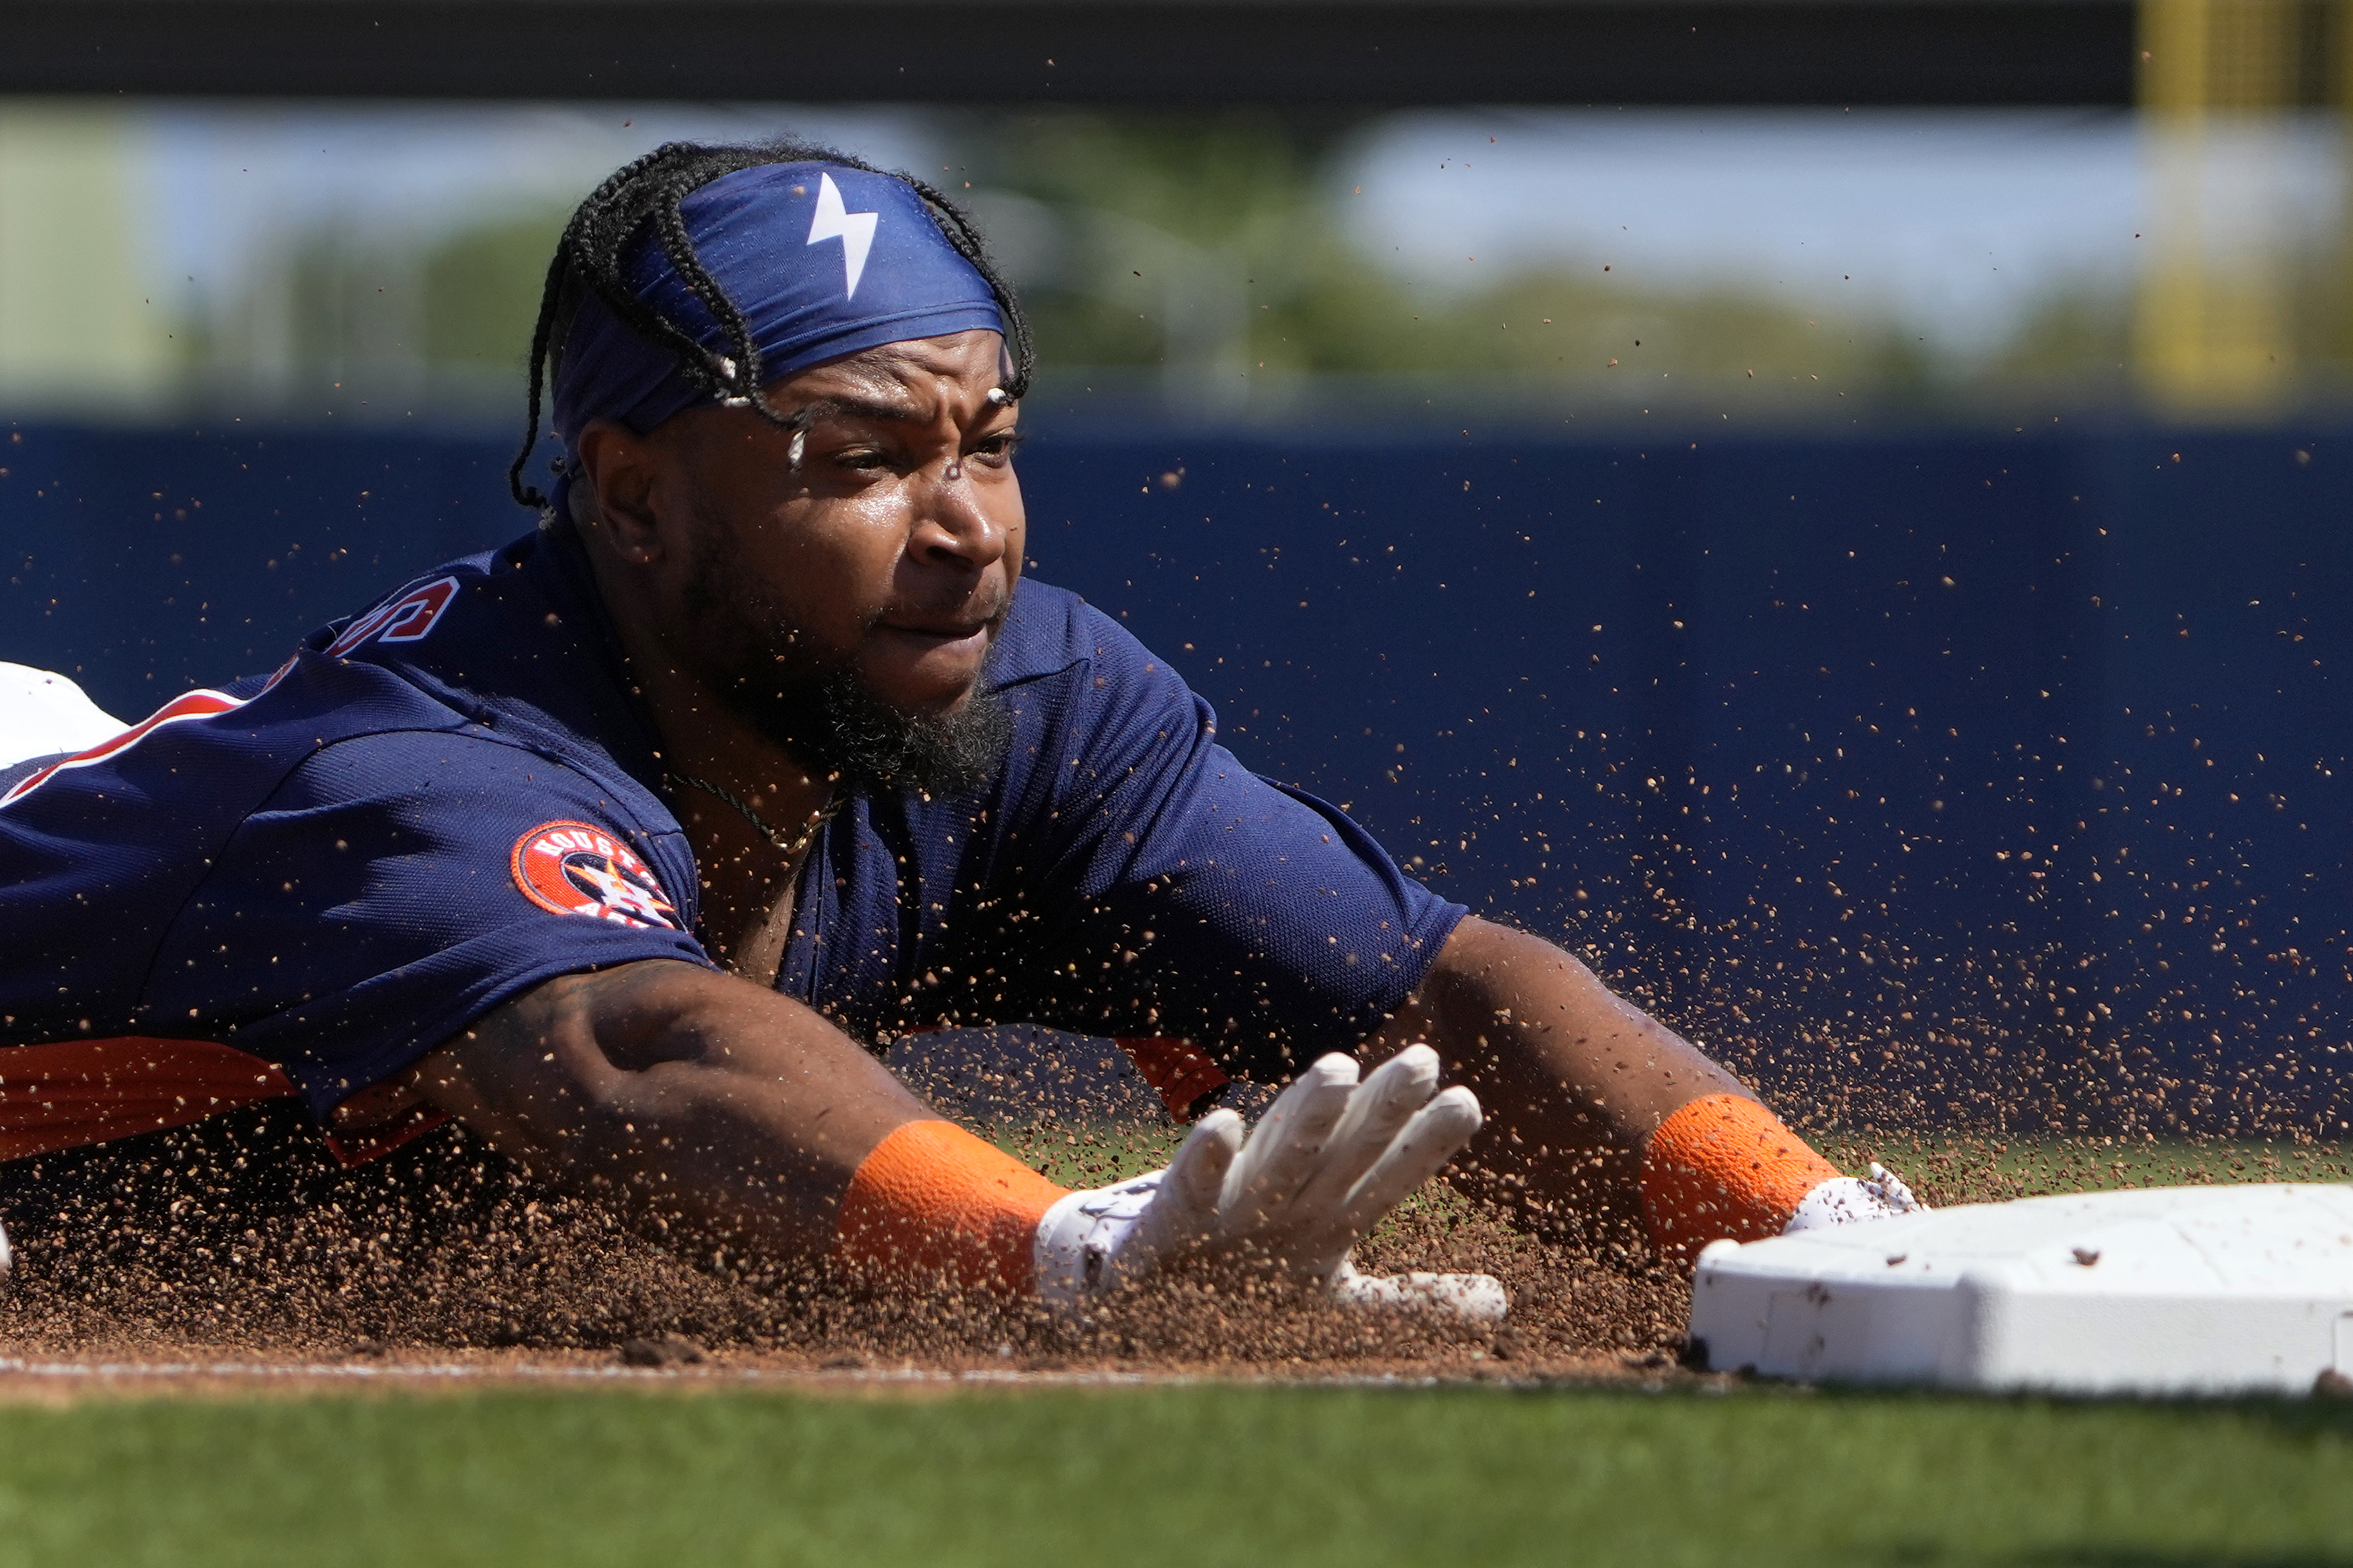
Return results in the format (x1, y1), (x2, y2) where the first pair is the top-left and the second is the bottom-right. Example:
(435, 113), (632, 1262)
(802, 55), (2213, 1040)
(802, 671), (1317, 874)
(507, 138), (1035, 511)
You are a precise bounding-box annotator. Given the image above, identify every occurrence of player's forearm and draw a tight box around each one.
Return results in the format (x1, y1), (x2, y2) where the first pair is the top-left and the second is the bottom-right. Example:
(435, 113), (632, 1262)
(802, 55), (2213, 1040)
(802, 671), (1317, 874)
(411, 961), (1500, 1314)
(410, 959), (936, 1261)
(1383, 918), (1896, 1261)
(1376, 916), (1752, 1223)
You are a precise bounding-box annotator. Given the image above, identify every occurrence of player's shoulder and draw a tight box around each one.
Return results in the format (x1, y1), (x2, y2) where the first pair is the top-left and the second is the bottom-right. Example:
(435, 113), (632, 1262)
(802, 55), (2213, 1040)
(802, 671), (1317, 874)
(282, 710), (664, 827)
(303, 525), (657, 767)
(307, 531), (533, 674)
(988, 578), (1180, 695)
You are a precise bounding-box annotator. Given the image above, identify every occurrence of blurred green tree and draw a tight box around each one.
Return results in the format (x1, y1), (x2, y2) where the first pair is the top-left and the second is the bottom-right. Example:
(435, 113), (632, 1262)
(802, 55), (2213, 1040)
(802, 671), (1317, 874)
(234, 111), (2163, 422)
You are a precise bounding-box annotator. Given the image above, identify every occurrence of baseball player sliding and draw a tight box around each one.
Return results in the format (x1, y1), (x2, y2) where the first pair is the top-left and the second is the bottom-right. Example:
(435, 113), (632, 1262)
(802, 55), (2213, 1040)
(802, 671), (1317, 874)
(0, 142), (1916, 1320)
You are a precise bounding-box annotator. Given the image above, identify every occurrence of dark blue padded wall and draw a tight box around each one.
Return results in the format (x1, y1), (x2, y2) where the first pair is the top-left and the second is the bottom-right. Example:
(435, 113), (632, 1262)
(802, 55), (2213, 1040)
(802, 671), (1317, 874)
(1023, 426), (2353, 1137)
(4, 418), (2347, 1135)
(0, 424), (519, 706)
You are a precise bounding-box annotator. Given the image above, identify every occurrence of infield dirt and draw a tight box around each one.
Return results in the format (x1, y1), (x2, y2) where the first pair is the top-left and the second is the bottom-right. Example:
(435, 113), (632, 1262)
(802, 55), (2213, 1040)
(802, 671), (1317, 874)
(0, 1095), (1692, 1390)
(0, 1091), (2336, 1397)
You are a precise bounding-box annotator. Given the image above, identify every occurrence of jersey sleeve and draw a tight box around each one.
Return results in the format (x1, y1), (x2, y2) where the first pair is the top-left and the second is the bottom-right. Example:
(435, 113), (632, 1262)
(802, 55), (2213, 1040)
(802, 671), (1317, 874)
(147, 728), (709, 1115)
(994, 610), (1466, 1077)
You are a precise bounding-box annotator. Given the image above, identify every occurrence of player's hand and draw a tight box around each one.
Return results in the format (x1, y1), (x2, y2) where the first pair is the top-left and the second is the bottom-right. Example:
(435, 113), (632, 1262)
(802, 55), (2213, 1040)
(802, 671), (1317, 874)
(1033, 1045), (1506, 1321)
(1781, 1161), (1926, 1232)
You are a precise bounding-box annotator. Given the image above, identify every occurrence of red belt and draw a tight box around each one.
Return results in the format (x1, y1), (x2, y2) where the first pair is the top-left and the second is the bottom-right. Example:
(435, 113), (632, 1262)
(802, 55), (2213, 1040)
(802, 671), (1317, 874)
(0, 1037), (446, 1167)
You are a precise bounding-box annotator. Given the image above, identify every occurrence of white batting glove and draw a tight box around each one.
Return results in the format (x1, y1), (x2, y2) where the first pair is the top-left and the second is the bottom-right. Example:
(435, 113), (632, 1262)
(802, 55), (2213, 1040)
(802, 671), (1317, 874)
(1034, 1045), (1506, 1321)
(1782, 1161), (1927, 1233)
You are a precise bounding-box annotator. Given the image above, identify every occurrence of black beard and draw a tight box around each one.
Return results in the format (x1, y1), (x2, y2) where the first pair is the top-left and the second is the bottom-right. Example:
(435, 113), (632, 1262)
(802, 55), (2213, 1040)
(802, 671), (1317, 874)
(679, 536), (1011, 799)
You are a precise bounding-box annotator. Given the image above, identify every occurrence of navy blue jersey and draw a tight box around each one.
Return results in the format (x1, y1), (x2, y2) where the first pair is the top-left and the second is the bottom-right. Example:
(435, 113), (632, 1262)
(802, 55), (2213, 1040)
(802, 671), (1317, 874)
(0, 524), (1464, 1128)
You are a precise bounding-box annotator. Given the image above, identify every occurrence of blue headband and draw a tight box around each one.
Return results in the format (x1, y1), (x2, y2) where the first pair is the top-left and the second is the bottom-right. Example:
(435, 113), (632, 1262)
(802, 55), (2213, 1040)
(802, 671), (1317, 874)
(550, 162), (1006, 466)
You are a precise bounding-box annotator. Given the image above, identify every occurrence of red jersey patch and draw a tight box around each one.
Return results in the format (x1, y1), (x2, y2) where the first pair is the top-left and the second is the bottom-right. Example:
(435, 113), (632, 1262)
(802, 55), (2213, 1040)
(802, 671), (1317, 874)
(326, 575), (460, 658)
(509, 820), (679, 929)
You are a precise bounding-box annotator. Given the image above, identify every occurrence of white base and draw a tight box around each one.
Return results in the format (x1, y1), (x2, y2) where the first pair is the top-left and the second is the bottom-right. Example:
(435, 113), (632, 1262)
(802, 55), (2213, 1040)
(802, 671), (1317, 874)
(1688, 1183), (2353, 1395)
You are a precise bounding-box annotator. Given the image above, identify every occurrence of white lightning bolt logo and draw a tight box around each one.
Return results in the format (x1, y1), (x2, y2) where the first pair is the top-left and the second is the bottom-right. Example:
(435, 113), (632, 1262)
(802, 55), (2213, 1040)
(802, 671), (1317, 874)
(806, 172), (878, 299)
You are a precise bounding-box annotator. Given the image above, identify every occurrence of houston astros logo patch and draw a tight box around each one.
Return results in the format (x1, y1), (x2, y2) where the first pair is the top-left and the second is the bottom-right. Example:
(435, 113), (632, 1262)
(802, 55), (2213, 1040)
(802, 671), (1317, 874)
(510, 821), (679, 929)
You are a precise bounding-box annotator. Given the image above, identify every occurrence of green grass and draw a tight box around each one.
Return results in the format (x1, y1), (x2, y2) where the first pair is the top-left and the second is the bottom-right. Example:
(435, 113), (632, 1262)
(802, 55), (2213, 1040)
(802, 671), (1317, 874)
(0, 1383), (2348, 1566)
(1820, 1133), (2353, 1206)
(1012, 1119), (2353, 1211)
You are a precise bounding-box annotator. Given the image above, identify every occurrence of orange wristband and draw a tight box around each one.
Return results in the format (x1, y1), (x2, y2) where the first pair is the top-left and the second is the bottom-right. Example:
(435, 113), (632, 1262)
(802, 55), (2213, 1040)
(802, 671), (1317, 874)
(831, 1120), (1070, 1296)
(1640, 1093), (1840, 1261)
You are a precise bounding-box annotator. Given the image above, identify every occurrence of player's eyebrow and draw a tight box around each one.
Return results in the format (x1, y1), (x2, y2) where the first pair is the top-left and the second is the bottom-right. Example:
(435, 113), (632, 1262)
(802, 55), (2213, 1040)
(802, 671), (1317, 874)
(793, 395), (923, 427)
(788, 392), (1015, 430)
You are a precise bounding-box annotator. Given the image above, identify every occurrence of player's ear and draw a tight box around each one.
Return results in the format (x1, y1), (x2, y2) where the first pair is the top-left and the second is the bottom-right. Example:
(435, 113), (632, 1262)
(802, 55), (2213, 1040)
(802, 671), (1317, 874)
(575, 419), (666, 565)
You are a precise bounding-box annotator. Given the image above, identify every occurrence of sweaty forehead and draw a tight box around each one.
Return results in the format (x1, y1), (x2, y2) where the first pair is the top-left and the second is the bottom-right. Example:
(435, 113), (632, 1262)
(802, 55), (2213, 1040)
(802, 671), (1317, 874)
(782, 332), (1008, 414)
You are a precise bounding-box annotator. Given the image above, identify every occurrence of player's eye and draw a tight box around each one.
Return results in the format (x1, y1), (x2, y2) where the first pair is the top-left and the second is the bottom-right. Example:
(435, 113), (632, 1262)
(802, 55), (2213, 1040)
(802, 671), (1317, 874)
(970, 430), (1025, 466)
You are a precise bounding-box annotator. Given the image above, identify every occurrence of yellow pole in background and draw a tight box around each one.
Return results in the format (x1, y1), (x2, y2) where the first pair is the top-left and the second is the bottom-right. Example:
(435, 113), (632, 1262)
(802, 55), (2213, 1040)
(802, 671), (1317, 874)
(2340, 0), (2353, 373)
(2133, 0), (2302, 414)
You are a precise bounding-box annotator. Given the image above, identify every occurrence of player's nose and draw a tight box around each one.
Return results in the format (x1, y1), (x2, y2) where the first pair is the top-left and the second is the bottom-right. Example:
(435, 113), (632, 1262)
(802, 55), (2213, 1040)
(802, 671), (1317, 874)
(911, 460), (1008, 574)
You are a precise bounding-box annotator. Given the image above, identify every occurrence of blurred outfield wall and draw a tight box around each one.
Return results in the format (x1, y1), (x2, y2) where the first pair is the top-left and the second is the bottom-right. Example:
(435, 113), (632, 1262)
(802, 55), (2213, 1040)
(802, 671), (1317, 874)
(2, 416), (2346, 1140)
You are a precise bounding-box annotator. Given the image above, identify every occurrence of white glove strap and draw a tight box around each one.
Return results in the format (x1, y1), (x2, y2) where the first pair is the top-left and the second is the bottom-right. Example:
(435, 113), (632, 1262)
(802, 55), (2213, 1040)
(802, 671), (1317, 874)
(1033, 1171), (1163, 1310)
(1782, 1162), (1925, 1233)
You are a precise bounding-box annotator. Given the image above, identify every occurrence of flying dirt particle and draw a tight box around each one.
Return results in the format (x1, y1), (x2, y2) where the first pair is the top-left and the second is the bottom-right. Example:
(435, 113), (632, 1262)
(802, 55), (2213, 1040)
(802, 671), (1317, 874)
(620, 1332), (706, 1367)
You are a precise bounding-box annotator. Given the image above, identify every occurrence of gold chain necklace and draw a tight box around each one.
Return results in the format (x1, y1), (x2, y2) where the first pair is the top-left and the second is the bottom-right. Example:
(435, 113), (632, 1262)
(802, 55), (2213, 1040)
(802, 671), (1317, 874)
(665, 771), (838, 860)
